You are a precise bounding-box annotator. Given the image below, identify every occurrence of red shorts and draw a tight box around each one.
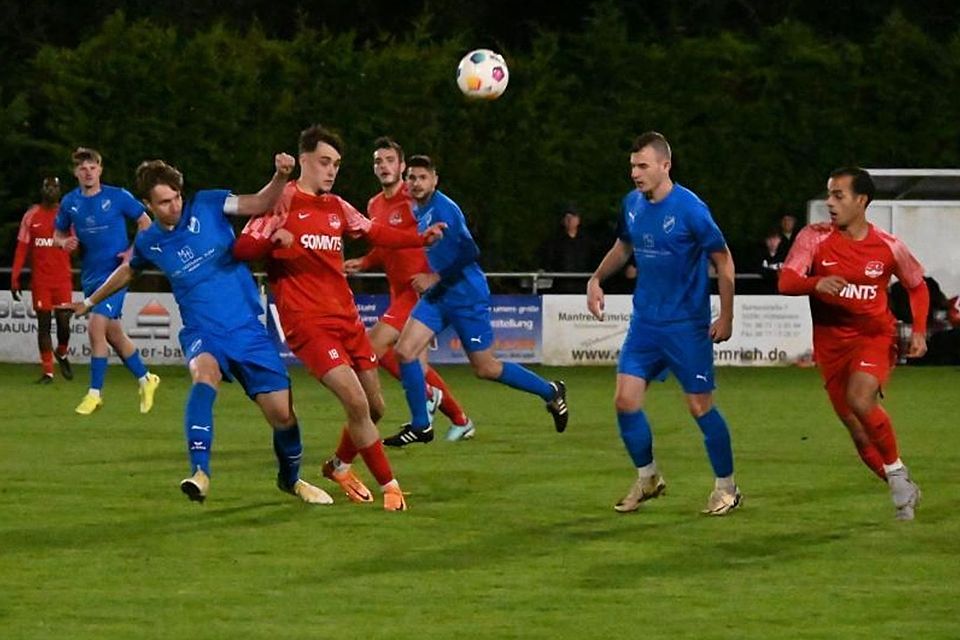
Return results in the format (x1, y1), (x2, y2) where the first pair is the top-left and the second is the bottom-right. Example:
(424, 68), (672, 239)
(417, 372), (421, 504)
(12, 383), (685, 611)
(817, 334), (897, 416)
(285, 317), (378, 379)
(379, 288), (419, 332)
(31, 283), (73, 312)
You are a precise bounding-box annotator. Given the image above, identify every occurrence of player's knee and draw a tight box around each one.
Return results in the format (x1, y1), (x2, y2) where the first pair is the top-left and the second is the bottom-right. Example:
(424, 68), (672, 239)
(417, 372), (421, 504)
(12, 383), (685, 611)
(368, 396), (385, 424)
(472, 360), (500, 380)
(393, 342), (418, 364)
(342, 392), (372, 425)
(846, 389), (876, 418)
(614, 392), (642, 413)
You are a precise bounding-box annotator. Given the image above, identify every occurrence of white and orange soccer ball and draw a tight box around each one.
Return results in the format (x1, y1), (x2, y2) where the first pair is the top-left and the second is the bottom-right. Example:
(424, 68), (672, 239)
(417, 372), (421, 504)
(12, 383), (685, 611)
(456, 49), (509, 99)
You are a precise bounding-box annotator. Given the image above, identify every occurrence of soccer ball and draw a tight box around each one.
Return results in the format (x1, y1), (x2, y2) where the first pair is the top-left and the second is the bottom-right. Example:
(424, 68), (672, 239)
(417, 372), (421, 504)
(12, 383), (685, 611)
(456, 49), (509, 100)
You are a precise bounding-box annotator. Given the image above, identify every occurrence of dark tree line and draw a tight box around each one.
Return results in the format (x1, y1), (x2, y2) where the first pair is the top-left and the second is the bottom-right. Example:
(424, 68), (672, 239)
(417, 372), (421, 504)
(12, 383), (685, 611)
(2, 2), (960, 270)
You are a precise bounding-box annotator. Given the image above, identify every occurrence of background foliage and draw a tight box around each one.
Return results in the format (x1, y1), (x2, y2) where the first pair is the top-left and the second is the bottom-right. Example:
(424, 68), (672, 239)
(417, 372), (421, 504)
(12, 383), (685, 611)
(2, 1), (960, 268)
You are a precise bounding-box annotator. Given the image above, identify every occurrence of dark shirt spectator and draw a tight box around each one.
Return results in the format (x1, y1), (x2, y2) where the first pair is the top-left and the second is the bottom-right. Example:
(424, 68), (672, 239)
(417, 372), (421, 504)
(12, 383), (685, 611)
(774, 213), (800, 264)
(757, 227), (783, 293)
(542, 207), (595, 293)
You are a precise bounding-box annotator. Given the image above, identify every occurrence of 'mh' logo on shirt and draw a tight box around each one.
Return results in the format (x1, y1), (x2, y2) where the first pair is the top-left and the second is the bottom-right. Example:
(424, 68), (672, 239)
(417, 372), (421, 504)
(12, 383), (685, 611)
(178, 246), (195, 263)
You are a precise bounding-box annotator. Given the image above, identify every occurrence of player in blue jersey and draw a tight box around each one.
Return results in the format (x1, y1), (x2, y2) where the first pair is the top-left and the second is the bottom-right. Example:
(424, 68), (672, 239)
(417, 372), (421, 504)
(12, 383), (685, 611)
(53, 147), (160, 416)
(69, 153), (333, 505)
(382, 155), (568, 447)
(586, 132), (741, 516)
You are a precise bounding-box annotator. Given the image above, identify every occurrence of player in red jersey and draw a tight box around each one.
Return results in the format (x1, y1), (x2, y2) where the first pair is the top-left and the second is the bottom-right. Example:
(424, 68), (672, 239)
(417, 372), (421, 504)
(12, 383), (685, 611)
(11, 177), (75, 383)
(233, 125), (443, 511)
(779, 167), (927, 521)
(344, 137), (474, 441)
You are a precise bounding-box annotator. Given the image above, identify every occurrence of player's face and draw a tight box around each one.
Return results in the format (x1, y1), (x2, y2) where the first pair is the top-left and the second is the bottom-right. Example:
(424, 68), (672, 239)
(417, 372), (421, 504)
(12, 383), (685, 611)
(406, 166), (438, 204)
(630, 147), (670, 197)
(826, 175), (866, 229)
(299, 142), (341, 194)
(145, 183), (183, 228)
(74, 160), (102, 190)
(41, 177), (60, 203)
(373, 148), (405, 188)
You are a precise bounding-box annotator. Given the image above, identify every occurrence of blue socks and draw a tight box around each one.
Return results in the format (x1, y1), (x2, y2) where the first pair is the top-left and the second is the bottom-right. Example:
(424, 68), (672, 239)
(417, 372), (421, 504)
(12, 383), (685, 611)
(496, 362), (555, 400)
(273, 423), (303, 489)
(696, 408), (734, 478)
(617, 407), (734, 478)
(400, 359), (430, 429)
(90, 356), (108, 391)
(122, 350), (148, 379)
(184, 382), (217, 476)
(617, 410), (654, 467)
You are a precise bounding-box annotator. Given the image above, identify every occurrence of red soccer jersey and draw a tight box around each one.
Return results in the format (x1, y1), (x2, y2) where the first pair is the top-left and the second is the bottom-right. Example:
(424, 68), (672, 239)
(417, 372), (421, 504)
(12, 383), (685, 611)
(364, 184), (431, 299)
(237, 181), (423, 327)
(782, 222), (925, 341)
(12, 204), (73, 290)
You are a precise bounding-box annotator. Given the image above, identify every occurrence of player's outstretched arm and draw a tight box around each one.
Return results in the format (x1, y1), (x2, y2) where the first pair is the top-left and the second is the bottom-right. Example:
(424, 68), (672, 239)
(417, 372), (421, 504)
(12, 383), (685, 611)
(231, 153), (296, 216)
(587, 239), (631, 320)
(69, 264), (135, 318)
(709, 247), (735, 342)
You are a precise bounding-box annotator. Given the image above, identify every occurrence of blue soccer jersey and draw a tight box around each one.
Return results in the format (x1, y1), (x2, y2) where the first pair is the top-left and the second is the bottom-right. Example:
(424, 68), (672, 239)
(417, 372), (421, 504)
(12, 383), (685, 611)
(130, 190), (263, 332)
(618, 184), (726, 326)
(55, 184), (146, 293)
(414, 189), (490, 306)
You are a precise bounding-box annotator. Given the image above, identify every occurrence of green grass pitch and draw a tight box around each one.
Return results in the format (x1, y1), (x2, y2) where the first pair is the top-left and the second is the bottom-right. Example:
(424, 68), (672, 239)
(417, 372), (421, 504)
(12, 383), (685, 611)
(2, 363), (958, 639)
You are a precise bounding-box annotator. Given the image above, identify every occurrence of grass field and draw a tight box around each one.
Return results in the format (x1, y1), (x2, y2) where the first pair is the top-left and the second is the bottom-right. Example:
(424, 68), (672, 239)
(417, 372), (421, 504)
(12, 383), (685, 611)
(1, 362), (958, 639)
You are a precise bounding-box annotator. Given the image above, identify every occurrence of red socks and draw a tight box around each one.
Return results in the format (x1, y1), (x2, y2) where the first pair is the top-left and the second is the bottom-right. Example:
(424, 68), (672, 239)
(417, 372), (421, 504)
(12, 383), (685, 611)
(359, 440), (394, 486)
(40, 350), (54, 376)
(334, 427), (359, 464)
(860, 406), (900, 465)
(424, 367), (469, 426)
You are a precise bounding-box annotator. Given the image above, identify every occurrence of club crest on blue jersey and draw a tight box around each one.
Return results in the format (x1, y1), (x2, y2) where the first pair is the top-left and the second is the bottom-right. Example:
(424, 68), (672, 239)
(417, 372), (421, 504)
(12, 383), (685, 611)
(663, 215), (676, 234)
(101, 199), (111, 211)
(188, 216), (201, 234)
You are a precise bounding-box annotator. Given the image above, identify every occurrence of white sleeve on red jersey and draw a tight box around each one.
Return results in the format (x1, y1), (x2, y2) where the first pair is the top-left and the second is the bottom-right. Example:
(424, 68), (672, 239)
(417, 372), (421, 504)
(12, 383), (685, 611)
(240, 210), (288, 240)
(239, 183), (296, 239)
(338, 196), (372, 235)
(17, 206), (38, 244)
(781, 222), (832, 275)
(877, 228), (925, 288)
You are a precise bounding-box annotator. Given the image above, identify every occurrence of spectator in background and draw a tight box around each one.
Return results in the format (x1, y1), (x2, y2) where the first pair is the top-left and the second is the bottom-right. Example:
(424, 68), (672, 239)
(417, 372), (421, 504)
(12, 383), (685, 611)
(542, 205), (595, 293)
(757, 226), (783, 292)
(776, 213), (800, 262)
(890, 276), (960, 365)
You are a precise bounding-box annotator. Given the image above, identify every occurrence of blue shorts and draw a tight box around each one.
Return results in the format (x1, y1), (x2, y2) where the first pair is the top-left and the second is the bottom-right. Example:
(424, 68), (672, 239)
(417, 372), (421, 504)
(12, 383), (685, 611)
(180, 320), (289, 398)
(618, 320), (716, 394)
(88, 287), (127, 320)
(411, 297), (493, 353)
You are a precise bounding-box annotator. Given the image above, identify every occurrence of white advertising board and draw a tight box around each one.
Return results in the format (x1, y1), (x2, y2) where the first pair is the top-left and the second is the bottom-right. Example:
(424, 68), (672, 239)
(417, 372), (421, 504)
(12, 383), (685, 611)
(541, 295), (813, 366)
(0, 291), (186, 364)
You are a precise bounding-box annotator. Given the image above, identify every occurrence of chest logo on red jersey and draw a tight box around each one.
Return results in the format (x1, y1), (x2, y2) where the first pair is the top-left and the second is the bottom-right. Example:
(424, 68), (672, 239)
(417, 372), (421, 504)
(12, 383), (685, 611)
(839, 284), (878, 300)
(328, 214), (341, 230)
(300, 234), (342, 251)
(864, 261), (884, 278)
(389, 211), (403, 226)
(663, 215), (675, 234)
